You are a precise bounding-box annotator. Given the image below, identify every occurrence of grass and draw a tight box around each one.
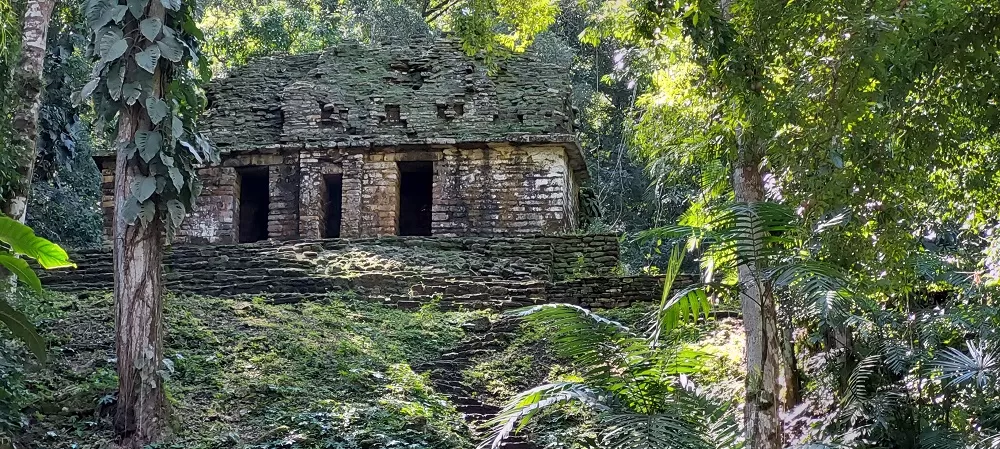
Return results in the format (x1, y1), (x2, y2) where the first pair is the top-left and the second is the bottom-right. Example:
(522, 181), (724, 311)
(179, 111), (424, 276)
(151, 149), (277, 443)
(17, 291), (493, 449)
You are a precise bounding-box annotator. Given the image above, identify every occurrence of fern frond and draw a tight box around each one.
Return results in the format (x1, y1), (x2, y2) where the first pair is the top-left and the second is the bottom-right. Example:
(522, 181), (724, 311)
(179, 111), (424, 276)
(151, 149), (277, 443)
(508, 304), (642, 391)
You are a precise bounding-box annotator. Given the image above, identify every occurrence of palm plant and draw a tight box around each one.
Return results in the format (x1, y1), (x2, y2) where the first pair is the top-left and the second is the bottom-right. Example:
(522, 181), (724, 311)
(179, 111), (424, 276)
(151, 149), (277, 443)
(0, 215), (75, 361)
(480, 246), (740, 449)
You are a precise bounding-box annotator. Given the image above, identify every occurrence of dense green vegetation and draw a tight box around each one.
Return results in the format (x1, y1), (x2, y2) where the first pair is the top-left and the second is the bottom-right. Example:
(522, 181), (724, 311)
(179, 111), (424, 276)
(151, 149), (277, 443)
(18, 292), (487, 448)
(3, 0), (1000, 448)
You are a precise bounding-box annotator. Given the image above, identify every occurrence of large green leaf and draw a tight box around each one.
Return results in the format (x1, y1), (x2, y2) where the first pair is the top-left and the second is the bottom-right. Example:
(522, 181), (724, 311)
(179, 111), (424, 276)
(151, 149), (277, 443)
(106, 61), (125, 100)
(166, 199), (185, 228)
(0, 217), (75, 269)
(0, 298), (45, 361)
(157, 37), (184, 62)
(146, 97), (169, 124)
(160, 0), (181, 11)
(98, 26), (123, 56)
(135, 176), (157, 202)
(79, 78), (100, 101)
(103, 37), (128, 62)
(111, 4), (127, 23)
(136, 130), (162, 161)
(135, 45), (160, 73)
(140, 17), (162, 41)
(0, 255), (42, 293)
(127, 0), (148, 19)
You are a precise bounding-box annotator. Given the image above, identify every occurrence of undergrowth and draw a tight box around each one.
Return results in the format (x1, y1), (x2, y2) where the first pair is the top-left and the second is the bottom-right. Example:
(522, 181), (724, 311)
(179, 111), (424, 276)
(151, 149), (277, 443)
(16, 291), (492, 449)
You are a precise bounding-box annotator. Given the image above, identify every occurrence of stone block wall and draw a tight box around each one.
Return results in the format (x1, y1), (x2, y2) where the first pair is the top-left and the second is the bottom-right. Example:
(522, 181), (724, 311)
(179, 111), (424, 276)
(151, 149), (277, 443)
(177, 165), (237, 243)
(98, 142), (580, 242)
(432, 145), (575, 236)
(266, 151), (301, 240)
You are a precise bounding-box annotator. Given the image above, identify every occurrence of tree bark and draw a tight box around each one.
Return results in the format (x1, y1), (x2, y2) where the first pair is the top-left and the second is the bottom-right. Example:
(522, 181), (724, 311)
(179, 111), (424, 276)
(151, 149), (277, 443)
(781, 325), (801, 409)
(732, 138), (783, 449)
(113, 108), (167, 449)
(5, 0), (55, 222)
(113, 3), (168, 446)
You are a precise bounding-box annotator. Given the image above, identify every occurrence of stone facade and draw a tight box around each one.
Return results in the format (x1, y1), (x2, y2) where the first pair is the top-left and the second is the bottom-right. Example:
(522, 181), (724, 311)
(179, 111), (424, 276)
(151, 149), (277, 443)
(96, 38), (587, 243)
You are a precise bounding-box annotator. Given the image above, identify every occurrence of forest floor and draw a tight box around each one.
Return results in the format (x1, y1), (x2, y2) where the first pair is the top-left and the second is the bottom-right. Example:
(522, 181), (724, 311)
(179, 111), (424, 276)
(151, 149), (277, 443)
(13, 290), (742, 449)
(17, 291), (491, 448)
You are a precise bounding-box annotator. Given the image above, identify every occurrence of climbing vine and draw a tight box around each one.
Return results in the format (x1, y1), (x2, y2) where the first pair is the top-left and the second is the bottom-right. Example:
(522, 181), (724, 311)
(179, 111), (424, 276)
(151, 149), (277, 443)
(77, 0), (215, 238)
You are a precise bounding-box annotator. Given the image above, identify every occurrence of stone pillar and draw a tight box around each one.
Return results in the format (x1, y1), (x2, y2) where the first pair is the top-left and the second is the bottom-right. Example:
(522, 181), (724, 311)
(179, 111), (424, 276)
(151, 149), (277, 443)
(267, 151), (300, 239)
(359, 155), (400, 236)
(340, 153), (364, 238)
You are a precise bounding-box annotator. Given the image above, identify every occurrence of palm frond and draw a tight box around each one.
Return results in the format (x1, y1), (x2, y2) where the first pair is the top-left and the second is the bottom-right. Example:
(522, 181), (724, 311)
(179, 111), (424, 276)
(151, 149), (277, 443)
(507, 304), (640, 388)
(936, 340), (999, 389)
(918, 427), (968, 449)
(649, 245), (713, 344)
(479, 382), (603, 449)
(600, 413), (707, 449)
(769, 260), (852, 323)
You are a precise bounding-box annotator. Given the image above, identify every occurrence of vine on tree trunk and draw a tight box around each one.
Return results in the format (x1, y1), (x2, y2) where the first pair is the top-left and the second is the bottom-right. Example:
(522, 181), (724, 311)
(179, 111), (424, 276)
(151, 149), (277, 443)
(77, 0), (215, 240)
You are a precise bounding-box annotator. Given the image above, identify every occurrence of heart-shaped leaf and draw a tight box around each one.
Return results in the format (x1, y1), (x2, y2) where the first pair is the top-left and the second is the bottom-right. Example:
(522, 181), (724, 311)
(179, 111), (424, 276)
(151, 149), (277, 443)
(135, 45), (160, 73)
(136, 131), (162, 162)
(145, 97), (169, 124)
(135, 176), (157, 202)
(103, 38), (128, 62)
(166, 199), (185, 228)
(157, 37), (184, 62)
(140, 17), (162, 41)
(127, 0), (148, 19)
(107, 62), (125, 100)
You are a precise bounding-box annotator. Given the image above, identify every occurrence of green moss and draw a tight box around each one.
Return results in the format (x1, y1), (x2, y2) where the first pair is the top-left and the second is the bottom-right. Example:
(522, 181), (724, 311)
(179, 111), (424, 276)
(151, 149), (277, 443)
(18, 291), (492, 449)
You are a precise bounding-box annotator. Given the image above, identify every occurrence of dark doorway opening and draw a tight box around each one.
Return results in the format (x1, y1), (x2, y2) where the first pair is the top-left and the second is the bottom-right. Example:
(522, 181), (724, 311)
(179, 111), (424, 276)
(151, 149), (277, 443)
(323, 174), (343, 238)
(398, 161), (433, 236)
(238, 167), (269, 243)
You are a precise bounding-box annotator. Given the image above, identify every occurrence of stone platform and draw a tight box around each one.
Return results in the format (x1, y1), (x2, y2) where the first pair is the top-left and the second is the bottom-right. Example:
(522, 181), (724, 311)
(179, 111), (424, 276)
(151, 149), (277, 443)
(41, 234), (690, 310)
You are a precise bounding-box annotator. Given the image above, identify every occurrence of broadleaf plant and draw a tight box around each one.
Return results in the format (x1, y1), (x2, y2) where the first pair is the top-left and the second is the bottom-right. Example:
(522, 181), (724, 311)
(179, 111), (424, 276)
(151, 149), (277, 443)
(0, 216), (75, 361)
(77, 0), (216, 240)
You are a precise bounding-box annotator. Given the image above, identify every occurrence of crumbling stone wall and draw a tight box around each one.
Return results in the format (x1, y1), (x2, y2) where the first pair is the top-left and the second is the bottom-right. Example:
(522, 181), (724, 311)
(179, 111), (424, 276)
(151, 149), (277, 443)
(203, 39), (578, 150)
(41, 234), (676, 311)
(96, 38), (589, 242)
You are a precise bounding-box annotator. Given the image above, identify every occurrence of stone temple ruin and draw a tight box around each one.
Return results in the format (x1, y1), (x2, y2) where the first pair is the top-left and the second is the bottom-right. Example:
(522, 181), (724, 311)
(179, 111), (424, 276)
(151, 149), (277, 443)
(52, 40), (689, 439)
(62, 38), (695, 311)
(96, 38), (585, 243)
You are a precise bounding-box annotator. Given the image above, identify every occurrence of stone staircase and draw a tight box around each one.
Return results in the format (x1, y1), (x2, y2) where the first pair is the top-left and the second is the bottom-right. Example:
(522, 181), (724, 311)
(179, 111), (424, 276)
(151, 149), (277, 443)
(417, 317), (535, 449)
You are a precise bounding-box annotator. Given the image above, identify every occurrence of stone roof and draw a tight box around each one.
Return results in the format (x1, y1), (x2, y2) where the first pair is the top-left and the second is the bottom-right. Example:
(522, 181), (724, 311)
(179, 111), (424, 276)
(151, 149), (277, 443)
(199, 38), (587, 177)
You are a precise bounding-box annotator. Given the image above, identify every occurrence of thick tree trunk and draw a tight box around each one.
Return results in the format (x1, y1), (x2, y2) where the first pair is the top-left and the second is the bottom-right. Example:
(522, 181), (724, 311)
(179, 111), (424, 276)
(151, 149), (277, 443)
(732, 142), (783, 449)
(113, 3), (168, 445)
(113, 109), (166, 449)
(5, 0), (55, 222)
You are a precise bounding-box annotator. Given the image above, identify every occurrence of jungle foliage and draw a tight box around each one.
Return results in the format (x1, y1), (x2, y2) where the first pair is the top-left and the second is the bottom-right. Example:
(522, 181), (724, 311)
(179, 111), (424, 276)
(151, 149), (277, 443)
(3, 0), (1000, 448)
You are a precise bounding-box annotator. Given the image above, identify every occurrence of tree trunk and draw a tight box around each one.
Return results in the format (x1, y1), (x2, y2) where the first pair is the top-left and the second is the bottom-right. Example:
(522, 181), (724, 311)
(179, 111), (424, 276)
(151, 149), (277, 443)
(5, 0), (55, 222)
(113, 109), (166, 449)
(113, 3), (168, 446)
(781, 325), (801, 409)
(732, 139), (783, 449)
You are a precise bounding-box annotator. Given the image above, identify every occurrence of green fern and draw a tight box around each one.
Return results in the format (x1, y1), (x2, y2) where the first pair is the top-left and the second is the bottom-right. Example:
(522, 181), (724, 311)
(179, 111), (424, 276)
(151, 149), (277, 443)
(482, 261), (739, 449)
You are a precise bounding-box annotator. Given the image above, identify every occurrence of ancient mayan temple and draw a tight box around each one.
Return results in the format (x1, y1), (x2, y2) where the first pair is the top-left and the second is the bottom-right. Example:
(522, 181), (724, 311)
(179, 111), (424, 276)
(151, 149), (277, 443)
(96, 38), (585, 244)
